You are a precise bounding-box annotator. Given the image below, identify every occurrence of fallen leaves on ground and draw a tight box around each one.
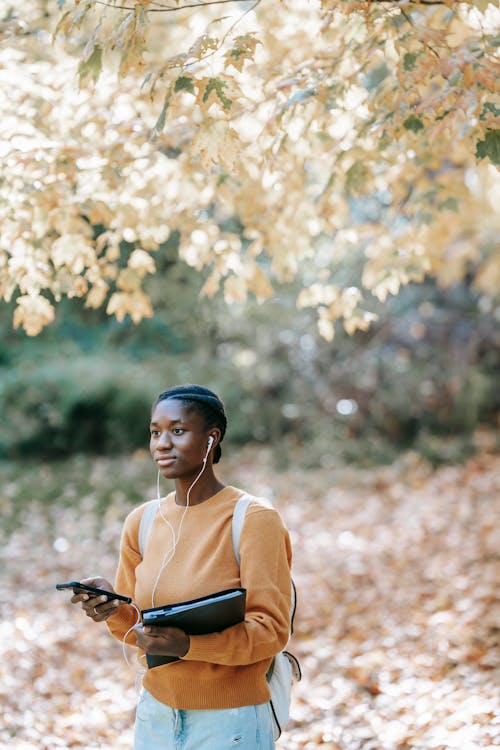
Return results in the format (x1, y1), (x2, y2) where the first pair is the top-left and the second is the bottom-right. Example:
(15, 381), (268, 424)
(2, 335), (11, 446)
(0, 448), (499, 749)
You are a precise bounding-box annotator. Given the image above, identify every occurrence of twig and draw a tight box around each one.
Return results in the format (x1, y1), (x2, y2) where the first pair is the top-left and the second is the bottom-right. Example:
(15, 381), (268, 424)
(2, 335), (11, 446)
(171, 0), (261, 69)
(398, 5), (441, 58)
(94, 0), (253, 12)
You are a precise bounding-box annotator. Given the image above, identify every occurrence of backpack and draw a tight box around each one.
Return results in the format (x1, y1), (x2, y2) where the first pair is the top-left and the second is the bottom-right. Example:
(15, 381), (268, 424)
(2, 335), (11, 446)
(138, 493), (301, 740)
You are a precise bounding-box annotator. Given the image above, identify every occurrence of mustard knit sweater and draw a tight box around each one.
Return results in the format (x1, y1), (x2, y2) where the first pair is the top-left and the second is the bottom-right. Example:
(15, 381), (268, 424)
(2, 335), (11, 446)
(106, 486), (292, 710)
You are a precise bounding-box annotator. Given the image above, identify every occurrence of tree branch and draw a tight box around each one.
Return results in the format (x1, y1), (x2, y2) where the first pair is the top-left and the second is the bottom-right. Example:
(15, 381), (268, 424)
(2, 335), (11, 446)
(168, 0), (261, 67)
(94, 0), (253, 12)
(90, 0), (460, 12)
(397, 4), (441, 58)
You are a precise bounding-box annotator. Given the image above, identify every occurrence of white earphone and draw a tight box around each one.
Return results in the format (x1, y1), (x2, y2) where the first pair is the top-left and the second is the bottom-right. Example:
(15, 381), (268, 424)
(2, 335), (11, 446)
(121, 431), (219, 675)
(203, 435), (215, 460)
(151, 433), (216, 606)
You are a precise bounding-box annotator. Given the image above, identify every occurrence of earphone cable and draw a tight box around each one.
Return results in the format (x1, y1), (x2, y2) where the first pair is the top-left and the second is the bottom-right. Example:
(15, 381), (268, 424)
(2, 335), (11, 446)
(121, 448), (211, 678)
(151, 453), (210, 606)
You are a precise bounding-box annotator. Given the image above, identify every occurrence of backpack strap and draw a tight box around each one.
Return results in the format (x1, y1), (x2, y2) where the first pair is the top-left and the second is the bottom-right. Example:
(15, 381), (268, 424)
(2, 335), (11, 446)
(232, 494), (274, 564)
(231, 494), (253, 566)
(138, 499), (160, 557)
(231, 493), (296, 632)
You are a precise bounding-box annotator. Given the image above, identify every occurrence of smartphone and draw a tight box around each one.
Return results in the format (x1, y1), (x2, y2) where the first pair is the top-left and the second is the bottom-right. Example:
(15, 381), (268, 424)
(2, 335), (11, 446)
(56, 581), (132, 604)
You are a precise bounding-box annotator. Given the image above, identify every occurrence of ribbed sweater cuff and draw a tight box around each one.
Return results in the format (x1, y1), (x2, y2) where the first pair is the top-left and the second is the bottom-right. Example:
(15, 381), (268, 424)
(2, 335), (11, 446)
(106, 603), (139, 644)
(184, 633), (223, 662)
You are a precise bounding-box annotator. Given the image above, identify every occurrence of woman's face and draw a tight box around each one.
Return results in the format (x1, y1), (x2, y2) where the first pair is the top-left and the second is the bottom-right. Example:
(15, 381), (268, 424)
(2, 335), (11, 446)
(150, 399), (214, 480)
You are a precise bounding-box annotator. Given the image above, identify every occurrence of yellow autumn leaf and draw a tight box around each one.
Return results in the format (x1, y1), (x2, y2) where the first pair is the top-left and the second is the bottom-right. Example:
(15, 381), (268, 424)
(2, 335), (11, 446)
(297, 284), (339, 309)
(128, 248), (156, 277)
(85, 279), (109, 309)
(224, 33), (260, 72)
(245, 264), (274, 302)
(372, 273), (403, 303)
(13, 294), (55, 336)
(51, 235), (96, 274)
(105, 242), (121, 263)
(7, 241), (51, 295)
(344, 310), (378, 335)
(223, 275), (247, 303)
(106, 290), (153, 323)
(87, 201), (114, 227)
(199, 271), (221, 299)
(68, 276), (88, 298)
(116, 267), (142, 292)
(191, 119), (240, 172)
(317, 311), (335, 342)
(474, 254), (500, 295)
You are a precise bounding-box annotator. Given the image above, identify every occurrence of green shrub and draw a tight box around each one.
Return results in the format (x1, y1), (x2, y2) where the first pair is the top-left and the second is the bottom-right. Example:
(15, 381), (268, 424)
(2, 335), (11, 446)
(0, 273), (498, 466)
(0, 356), (165, 458)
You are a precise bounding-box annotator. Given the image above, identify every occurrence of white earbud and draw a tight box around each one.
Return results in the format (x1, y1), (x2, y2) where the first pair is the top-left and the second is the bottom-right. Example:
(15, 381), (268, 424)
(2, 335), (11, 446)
(204, 435), (214, 460)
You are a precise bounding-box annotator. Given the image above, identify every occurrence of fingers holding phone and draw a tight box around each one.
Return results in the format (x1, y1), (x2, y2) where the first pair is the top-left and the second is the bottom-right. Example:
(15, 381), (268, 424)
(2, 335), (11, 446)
(62, 577), (122, 622)
(82, 593), (120, 622)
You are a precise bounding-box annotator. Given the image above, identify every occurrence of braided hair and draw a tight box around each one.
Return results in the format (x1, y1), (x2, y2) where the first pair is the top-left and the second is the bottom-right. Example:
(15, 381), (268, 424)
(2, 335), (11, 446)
(153, 384), (227, 463)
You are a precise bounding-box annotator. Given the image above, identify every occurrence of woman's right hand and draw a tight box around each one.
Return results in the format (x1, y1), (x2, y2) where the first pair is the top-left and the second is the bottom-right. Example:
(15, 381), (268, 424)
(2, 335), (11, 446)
(71, 577), (121, 623)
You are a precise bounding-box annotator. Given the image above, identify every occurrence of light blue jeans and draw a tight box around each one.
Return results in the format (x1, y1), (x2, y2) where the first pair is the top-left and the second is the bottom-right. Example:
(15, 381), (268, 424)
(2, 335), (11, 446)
(134, 688), (275, 750)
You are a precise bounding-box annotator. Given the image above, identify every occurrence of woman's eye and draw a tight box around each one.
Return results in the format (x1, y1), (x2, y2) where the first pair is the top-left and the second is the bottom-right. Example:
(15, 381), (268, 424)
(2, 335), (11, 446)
(150, 430), (160, 437)
(173, 428), (184, 435)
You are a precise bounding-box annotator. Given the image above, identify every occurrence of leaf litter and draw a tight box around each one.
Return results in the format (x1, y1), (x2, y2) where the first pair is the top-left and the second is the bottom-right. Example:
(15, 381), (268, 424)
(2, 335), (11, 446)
(0, 447), (498, 749)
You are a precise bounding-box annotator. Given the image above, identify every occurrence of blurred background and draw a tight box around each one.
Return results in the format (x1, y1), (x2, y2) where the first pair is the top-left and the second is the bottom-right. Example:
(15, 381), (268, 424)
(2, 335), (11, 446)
(1, 239), (499, 470)
(1, 1), (499, 746)
(1, 258), (499, 749)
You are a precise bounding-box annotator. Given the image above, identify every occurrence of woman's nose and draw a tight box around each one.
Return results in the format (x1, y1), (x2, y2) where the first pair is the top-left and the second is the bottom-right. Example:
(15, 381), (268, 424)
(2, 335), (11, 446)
(157, 431), (172, 448)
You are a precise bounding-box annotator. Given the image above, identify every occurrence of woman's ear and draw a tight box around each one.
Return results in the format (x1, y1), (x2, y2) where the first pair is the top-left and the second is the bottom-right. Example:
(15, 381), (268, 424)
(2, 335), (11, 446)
(207, 428), (221, 448)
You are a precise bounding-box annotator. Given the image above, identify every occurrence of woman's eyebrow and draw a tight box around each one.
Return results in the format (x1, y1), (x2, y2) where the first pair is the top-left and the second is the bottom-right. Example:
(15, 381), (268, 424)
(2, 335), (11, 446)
(150, 419), (185, 426)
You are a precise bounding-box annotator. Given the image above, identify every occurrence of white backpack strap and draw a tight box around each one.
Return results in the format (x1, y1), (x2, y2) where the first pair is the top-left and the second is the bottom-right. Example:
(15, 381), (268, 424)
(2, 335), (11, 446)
(232, 494), (274, 565)
(231, 494), (253, 566)
(138, 499), (160, 558)
(232, 494), (297, 634)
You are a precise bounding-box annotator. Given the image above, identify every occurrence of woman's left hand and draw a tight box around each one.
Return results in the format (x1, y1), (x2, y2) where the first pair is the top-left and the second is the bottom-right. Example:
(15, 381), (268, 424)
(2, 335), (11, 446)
(133, 624), (190, 658)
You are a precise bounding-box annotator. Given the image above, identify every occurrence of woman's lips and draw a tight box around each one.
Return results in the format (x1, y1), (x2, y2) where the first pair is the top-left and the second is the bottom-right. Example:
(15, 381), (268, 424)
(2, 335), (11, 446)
(156, 456), (176, 466)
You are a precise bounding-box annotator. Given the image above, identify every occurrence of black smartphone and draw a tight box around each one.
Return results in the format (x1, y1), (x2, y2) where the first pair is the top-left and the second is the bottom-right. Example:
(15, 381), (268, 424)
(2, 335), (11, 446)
(56, 581), (132, 604)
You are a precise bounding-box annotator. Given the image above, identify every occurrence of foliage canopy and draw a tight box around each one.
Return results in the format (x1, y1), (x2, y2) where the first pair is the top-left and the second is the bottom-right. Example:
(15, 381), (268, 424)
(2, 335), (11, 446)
(1, 0), (499, 336)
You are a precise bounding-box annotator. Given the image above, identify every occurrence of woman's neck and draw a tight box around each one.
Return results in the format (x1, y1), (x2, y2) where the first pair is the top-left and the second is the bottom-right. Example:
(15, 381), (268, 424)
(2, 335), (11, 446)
(174, 471), (225, 506)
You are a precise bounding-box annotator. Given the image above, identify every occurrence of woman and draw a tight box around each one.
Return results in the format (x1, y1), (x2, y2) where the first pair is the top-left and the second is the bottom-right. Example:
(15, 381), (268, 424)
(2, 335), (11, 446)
(70, 384), (292, 749)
